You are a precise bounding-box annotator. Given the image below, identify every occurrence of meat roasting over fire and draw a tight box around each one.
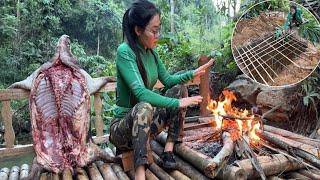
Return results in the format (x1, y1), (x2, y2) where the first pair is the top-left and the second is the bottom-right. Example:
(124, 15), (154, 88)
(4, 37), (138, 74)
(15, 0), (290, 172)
(207, 90), (261, 144)
(9, 35), (119, 178)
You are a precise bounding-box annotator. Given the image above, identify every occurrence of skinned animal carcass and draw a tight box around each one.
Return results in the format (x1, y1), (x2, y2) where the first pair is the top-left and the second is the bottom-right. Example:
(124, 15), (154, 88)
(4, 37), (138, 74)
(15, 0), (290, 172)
(9, 35), (118, 177)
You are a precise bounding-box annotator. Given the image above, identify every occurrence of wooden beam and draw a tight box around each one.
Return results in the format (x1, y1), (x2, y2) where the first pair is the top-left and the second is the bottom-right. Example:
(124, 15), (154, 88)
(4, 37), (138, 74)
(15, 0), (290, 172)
(1, 101), (15, 148)
(198, 55), (211, 116)
(0, 89), (29, 101)
(0, 135), (109, 159)
(94, 93), (104, 137)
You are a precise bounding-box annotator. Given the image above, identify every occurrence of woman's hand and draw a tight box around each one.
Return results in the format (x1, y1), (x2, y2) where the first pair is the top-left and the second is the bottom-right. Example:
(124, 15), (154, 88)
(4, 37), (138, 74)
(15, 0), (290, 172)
(193, 58), (215, 79)
(179, 96), (203, 108)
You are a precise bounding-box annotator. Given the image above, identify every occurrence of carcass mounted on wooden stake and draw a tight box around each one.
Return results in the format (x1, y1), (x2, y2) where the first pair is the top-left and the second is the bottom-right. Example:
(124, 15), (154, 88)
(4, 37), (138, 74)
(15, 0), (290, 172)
(9, 35), (119, 179)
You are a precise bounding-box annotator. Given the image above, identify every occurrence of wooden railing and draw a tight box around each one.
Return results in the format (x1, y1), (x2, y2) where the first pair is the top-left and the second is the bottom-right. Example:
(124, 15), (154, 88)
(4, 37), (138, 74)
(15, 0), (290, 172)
(0, 77), (204, 159)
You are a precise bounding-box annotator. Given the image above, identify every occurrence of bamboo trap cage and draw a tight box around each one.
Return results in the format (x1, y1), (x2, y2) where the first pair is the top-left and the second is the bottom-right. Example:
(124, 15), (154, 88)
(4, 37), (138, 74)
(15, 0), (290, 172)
(232, 32), (310, 86)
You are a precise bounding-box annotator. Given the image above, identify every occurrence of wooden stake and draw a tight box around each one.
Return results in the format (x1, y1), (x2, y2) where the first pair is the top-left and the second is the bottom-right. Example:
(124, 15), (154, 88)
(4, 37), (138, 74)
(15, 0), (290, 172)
(198, 55), (211, 117)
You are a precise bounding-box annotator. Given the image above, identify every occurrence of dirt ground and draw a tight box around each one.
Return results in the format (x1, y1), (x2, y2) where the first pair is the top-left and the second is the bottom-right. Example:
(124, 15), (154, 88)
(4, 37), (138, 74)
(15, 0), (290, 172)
(232, 11), (286, 47)
(232, 11), (320, 86)
(269, 42), (320, 86)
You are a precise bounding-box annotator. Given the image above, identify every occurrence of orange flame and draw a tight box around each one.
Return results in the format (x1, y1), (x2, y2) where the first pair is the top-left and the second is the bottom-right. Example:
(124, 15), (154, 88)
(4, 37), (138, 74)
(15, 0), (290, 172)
(207, 90), (261, 143)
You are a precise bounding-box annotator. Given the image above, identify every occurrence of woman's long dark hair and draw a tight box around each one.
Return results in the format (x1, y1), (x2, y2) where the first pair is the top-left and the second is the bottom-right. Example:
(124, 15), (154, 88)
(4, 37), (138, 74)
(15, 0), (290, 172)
(122, 0), (160, 86)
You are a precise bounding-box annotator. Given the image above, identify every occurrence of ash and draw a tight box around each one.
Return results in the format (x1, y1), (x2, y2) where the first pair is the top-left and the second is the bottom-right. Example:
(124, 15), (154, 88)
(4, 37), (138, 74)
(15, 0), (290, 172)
(186, 141), (223, 158)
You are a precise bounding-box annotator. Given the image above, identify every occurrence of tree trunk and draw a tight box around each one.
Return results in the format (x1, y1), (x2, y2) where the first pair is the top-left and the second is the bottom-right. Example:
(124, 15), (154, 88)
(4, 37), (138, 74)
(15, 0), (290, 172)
(170, 0), (175, 33)
(97, 32), (100, 56)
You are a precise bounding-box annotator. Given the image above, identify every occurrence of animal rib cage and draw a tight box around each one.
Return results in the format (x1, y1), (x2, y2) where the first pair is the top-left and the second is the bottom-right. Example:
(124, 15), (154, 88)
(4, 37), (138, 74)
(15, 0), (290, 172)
(232, 32), (308, 86)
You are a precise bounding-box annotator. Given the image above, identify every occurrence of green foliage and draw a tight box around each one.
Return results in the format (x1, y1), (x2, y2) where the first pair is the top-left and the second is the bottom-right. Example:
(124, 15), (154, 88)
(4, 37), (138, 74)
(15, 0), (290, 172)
(240, 0), (289, 18)
(302, 74), (320, 107)
(299, 22), (320, 44)
(157, 34), (195, 73)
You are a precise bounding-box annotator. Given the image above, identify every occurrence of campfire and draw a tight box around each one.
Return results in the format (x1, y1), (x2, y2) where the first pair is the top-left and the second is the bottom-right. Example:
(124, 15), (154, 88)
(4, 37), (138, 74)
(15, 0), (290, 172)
(175, 90), (320, 179)
(207, 90), (261, 144)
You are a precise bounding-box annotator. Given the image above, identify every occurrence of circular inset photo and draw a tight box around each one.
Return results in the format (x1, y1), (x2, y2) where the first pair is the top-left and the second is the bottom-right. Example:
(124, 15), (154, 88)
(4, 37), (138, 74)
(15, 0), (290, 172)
(231, 0), (320, 87)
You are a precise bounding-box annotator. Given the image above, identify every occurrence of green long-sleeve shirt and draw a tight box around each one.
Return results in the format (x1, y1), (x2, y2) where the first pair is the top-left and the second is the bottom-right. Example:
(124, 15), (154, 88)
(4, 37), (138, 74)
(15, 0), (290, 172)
(284, 7), (303, 30)
(113, 42), (194, 118)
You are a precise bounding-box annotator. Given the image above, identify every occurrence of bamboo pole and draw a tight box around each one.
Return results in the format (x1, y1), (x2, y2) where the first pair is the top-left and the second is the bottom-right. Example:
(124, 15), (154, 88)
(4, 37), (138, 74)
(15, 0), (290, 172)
(156, 132), (216, 178)
(19, 164), (29, 179)
(146, 169), (159, 180)
(96, 161), (118, 180)
(0, 168), (9, 180)
(263, 125), (320, 147)
(75, 167), (89, 180)
(286, 172), (311, 179)
(87, 163), (103, 180)
(152, 151), (190, 180)
(258, 130), (320, 168)
(8, 166), (19, 180)
(168, 170), (191, 180)
(267, 175), (284, 180)
(235, 154), (305, 178)
(39, 172), (47, 180)
(62, 168), (73, 180)
(298, 169), (320, 179)
(47, 173), (59, 180)
(104, 147), (130, 180)
(217, 165), (247, 180)
(149, 162), (174, 180)
(150, 140), (209, 180)
(111, 164), (130, 180)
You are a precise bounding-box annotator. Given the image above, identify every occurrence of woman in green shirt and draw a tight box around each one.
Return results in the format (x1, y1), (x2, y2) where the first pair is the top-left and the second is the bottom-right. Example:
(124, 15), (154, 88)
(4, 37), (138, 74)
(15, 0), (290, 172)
(109, 0), (213, 179)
